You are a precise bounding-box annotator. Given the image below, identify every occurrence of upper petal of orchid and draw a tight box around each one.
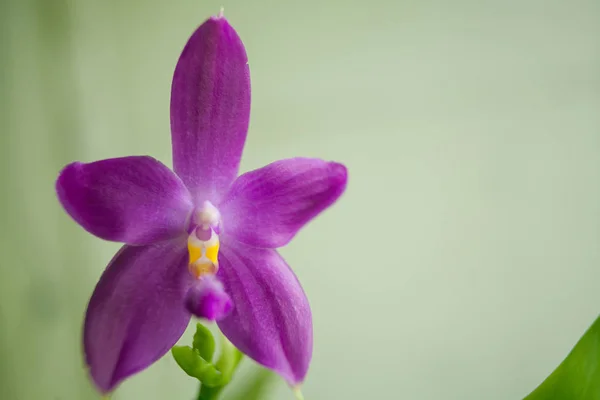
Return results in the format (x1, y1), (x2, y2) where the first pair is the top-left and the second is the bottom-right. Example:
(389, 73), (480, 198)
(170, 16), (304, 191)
(170, 16), (251, 203)
(216, 239), (312, 385)
(84, 240), (192, 393)
(220, 158), (348, 248)
(56, 156), (193, 245)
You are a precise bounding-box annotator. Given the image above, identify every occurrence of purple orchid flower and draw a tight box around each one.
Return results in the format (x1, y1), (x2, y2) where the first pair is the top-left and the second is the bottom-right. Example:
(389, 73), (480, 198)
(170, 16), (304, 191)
(55, 14), (347, 394)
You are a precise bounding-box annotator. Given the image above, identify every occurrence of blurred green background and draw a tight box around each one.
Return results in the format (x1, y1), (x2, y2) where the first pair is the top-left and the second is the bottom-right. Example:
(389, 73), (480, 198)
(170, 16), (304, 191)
(1, 0), (599, 399)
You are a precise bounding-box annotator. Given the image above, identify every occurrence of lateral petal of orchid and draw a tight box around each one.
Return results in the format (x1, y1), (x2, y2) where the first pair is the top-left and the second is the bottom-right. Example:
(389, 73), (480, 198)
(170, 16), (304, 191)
(217, 240), (312, 385)
(170, 16), (251, 203)
(220, 158), (348, 248)
(84, 240), (192, 393)
(56, 156), (193, 245)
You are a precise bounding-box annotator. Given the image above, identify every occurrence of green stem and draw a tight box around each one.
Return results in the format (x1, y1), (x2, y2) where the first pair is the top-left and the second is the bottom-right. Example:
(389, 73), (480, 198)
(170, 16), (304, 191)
(197, 384), (223, 400)
(195, 331), (244, 400)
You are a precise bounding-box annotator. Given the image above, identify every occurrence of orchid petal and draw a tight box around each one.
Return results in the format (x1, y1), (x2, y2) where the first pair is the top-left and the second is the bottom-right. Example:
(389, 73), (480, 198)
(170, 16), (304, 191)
(217, 240), (312, 385)
(56, 156), (192, 245)
(84, 240), (191, 393)
(170, 16), (251, 203)
(220, 158), (348, 248)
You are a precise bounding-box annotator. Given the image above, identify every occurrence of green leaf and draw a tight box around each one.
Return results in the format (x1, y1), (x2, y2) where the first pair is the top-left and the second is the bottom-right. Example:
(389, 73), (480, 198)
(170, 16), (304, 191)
(225, 367), (276, 400)
(193, 322), (216, 362)
(171, 346), (224, 387)
(524, 314), (600, 400)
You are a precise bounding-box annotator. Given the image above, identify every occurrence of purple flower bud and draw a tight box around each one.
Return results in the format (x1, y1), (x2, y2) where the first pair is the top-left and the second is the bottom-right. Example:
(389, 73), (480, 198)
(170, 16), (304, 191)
(185, 275), (233, 321)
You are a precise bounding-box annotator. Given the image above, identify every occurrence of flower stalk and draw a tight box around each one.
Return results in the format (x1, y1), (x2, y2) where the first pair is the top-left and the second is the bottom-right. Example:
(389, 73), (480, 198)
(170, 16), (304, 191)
(197, 384), (223, 400)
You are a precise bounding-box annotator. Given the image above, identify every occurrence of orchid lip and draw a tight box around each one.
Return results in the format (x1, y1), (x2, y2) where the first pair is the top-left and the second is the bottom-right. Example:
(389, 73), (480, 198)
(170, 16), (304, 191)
(185, 275), (233, 321)
(187, 201), (221, 279)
